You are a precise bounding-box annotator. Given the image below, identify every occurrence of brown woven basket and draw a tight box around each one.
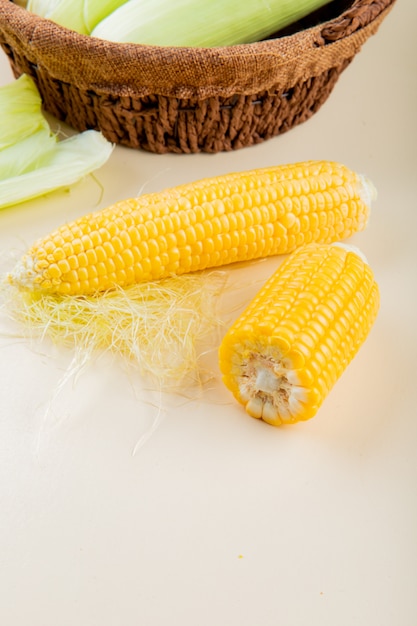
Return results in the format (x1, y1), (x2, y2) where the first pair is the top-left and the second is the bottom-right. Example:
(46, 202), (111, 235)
(0, 0), (395, 154)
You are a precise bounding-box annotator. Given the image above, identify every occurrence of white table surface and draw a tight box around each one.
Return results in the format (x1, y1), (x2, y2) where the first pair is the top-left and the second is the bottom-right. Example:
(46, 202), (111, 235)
(1, 3), (416, 625)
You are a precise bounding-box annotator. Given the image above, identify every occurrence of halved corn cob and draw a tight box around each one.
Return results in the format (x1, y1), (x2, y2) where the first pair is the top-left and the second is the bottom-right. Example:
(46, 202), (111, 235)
(218, 243), (380, 425)
(9, 161), (375, 296)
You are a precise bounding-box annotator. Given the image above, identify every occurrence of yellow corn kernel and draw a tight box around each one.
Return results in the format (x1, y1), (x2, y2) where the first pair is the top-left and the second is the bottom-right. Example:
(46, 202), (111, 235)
(9, 161), (375, 296)
(218, 243), (380, 426)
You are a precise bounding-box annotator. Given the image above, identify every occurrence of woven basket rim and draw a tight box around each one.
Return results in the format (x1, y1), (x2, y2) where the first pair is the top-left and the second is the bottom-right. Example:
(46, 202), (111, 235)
(0, 0), (395, 98)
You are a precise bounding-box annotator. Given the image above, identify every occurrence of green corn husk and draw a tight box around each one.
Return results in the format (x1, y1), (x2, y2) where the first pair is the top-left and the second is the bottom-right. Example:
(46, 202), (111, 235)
(45, 0), (88, 34)
(83, 0), (130, 33)
(90, 0), (332, 47)
(0, 74), (114, 209)
(0, 131), (113, 209)
(0, 74), (50, 150)
(26, 0), (143, 35)
(0, 127), (57, 180)
(27, 0), (88, 34)
(26, 0), (61, 17)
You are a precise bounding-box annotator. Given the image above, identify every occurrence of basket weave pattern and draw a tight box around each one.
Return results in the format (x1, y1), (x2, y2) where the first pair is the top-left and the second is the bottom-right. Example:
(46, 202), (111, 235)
(0, 0), (395, 154)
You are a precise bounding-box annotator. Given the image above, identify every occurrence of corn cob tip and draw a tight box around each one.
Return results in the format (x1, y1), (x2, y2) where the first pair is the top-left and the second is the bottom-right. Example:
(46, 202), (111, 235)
(331, 242), (369, 265)
(358, 174), (377, 208)
(7, 256), (35, 290)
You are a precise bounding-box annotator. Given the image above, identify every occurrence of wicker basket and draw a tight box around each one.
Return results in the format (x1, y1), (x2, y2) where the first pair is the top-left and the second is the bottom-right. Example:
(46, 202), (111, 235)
(0, 0), (395, 154)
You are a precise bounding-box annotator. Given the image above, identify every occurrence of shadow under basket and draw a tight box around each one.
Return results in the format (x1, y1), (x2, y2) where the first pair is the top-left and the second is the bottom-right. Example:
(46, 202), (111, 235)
(0, 0), (396, 154)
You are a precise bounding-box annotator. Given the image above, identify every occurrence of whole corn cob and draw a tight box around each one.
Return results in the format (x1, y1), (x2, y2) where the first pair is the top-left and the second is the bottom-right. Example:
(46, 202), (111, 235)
(9, 161), (375, 296)
(90, 0), (332, 47)
(218, 243), (380, 425)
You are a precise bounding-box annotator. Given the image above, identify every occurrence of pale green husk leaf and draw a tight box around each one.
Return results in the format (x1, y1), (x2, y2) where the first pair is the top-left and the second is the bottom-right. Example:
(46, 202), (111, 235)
(45, 0), (88, 34)
(0, 74), (50, 150)
(26, 0), (61, 16)
(83, 0), (130, 32)
(0, 127), (57, 180)
(91, 0), (332, 46)
(0, 131), (114, 209)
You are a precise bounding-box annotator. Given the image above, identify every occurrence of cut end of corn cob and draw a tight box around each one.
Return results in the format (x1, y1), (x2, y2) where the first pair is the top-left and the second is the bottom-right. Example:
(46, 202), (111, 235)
(8, 161), (375, 296)
(218, 243), (380, 426)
